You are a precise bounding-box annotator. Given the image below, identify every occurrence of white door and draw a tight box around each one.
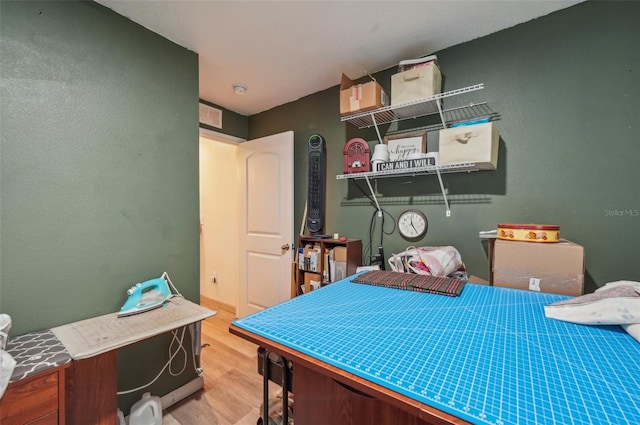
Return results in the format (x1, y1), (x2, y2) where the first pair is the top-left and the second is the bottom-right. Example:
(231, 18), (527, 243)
(237, 131), (294, 318)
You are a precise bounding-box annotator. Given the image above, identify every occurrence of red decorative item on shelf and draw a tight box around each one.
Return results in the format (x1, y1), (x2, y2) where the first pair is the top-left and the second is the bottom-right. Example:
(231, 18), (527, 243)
(343, 138), (370, 174)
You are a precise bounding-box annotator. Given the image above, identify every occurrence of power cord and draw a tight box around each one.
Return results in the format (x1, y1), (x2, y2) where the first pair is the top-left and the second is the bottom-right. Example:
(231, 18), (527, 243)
(116, 327), (193, 395)
(116, 273), (200, 395)
(354, 180), (396, 267)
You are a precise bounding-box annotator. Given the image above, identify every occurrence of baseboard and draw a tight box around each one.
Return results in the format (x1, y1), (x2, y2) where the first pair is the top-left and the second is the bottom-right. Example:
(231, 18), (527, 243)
(200, 295), (235, 315)
(160, 375), (204, 410)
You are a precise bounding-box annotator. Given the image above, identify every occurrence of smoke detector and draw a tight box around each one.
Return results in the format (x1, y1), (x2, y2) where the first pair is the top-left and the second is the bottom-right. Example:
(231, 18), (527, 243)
(233, 84), (247, 95)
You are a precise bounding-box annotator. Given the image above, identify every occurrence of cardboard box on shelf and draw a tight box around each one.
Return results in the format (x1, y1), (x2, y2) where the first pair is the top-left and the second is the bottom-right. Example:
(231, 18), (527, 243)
(438, 122), (499, 170)
(303, 272), (322, 293)
(391, 61), (442, 107)
(327, 246), (348, 283)
(333, 246), (347, 263)
(340, 74), (389, 116)
(492, 239), (584, 296)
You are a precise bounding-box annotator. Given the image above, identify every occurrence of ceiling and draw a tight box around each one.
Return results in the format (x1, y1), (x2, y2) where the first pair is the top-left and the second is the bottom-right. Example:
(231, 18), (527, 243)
(95, 0), (581, 116)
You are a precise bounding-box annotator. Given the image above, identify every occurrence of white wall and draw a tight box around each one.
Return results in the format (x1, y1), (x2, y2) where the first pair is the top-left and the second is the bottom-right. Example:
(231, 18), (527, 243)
(199, 136), (239, 306)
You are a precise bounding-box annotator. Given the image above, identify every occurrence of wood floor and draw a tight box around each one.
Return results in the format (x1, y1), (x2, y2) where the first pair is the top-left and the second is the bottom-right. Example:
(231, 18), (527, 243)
(161, 299), (279, 425)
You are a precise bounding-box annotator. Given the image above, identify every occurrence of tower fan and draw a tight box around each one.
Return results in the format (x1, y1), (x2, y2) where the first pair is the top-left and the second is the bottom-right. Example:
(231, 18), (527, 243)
(306, 134), (326, 235)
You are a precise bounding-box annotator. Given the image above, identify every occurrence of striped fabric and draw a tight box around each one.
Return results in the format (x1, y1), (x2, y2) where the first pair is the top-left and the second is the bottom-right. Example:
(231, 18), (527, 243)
(352, 270), (466, 297)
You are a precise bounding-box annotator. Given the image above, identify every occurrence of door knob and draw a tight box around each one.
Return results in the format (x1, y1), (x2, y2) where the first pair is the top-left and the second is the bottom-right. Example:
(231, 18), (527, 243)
(281, 244), (290, 251)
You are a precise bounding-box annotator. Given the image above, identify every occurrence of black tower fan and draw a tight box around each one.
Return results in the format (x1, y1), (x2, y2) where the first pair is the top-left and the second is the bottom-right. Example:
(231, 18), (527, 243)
(306, 134), (326, 235)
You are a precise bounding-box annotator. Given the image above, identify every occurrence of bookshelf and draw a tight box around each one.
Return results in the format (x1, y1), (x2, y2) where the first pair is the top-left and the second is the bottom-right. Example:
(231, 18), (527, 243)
(294, 236), (362, 296)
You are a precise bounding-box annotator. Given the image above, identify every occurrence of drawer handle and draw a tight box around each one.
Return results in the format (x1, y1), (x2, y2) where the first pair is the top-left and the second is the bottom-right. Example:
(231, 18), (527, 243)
(332, 378), (374, 398)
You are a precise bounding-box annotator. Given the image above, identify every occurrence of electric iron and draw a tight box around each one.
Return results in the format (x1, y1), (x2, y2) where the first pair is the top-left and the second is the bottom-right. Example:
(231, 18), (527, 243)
(118, 273), (176, 317)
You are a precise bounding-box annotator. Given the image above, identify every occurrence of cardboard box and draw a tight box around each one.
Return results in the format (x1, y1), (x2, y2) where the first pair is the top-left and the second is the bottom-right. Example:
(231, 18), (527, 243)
(492, 239), (584, 296)
(333, 246), (347, 263)
(303, 272), (322, 293)
(468, 275), (490, 285)
(438, 122), (499, 170)
(340, 74), (389, 116)
(391, 62), (442, 106)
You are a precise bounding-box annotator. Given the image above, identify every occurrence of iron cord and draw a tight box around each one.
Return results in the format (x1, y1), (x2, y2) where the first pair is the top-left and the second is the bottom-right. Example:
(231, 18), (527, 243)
(116, 274), (195, 396)
(116, 325), (198, 395)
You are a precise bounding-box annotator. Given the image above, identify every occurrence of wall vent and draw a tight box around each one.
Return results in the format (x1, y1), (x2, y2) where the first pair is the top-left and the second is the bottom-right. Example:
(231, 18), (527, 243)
(199, 102), (222, 129)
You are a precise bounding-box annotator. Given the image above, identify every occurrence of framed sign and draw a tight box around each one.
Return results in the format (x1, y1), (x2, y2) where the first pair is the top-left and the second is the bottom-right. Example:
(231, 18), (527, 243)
(384, 131), (427, 161)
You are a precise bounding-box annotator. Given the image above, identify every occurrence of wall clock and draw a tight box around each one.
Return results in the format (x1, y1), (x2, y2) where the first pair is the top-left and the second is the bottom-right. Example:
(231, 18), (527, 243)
(398, 209), (428, 241)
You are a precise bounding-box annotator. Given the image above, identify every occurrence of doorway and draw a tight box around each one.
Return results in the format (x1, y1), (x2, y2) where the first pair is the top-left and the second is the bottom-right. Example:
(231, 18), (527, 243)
(199, 132), (242, 309)
(199, 129), (294, 318)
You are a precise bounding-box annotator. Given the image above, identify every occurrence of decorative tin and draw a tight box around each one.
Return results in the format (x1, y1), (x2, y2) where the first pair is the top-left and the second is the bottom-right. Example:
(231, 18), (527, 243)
(497, 223), (560, 243)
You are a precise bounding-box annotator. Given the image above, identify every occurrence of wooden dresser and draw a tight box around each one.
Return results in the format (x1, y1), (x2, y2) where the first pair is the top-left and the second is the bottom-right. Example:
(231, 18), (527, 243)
(0, 330), (71, 425)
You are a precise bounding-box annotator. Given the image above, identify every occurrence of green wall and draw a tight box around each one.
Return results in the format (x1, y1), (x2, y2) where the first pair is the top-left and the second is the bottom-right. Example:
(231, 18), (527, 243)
(0, 0), (200, 412)
(249, 1), (640, 292)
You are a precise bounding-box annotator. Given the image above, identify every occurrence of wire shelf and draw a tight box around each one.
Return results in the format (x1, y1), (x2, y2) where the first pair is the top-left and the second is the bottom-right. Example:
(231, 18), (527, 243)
(338, 83), (493, 217)
(336, 162), (478, 180)
(340, 84), (486, 129)
(384, 103), (498, 136)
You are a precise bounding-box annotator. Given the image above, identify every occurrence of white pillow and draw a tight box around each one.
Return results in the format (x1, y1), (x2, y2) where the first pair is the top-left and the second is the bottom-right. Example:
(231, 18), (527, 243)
(544, 282), (640, 325)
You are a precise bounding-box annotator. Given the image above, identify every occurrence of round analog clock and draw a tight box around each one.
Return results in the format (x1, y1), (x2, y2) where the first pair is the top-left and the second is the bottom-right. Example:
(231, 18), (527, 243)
(398, 209), (428, 241)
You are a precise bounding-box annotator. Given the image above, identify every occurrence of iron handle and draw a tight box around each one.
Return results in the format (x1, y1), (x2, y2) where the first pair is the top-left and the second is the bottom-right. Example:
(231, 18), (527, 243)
(281, 243), (290, 251)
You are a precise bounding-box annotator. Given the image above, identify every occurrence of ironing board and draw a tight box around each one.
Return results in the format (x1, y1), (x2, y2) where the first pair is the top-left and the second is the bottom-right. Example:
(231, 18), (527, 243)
(231, 275), (640, 425)
(49, 296), (216, 424)
(52, 296), (216, 359)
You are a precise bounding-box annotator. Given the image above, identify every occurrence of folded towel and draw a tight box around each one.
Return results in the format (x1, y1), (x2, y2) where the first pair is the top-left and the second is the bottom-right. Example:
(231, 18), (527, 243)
(352, 270), (465, 297)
